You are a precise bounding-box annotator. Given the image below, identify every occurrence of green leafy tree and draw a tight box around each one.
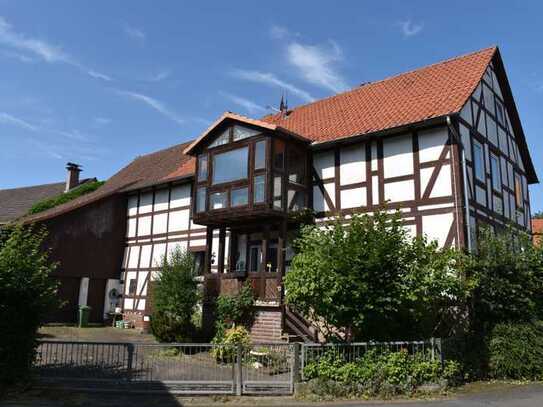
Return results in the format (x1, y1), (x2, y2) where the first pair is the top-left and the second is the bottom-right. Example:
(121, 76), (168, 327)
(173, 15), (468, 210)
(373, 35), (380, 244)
(0, 226), (59, 388)
(284, 210), (470, 341)
(151, 247), (200, 342)
(532, 211), (543, 219)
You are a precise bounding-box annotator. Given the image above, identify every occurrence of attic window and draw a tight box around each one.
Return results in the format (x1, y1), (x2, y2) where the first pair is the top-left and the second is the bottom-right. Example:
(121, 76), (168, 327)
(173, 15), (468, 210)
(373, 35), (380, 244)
(209, 128), (230, 148)
(495, 99), (505, 125)
(233, 125), (260, 141)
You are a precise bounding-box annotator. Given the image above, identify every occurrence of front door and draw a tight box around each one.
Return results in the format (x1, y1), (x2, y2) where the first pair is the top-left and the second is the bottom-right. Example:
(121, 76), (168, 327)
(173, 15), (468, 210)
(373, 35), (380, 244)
(248, 244), (261, 273)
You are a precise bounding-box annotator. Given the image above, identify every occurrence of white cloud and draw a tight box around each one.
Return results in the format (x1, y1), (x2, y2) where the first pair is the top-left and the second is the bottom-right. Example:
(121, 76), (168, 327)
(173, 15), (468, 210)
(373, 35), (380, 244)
(115, 90), (184, 125)
(0, 16), (111, 81)
(398, 20), (424, 37)
(270, 25), (290, 40)
(147, 69), (171, 82)
(0, 112), (38, 131)
(219, 91), (267, 115)
(123, 24), (146, 41)
(286, 40), (348, 93)
(93, 117), (112, 126)
(231, 69), (315, 102)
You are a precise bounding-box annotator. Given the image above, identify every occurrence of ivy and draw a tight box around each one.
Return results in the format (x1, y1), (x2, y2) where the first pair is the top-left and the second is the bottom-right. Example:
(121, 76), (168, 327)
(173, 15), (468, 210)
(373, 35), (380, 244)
(28, 180), (105, 215)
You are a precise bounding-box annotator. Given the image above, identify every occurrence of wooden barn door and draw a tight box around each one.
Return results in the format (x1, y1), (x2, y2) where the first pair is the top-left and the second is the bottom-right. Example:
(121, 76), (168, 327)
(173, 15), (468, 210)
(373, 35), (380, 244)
(87, 278), (107, 323)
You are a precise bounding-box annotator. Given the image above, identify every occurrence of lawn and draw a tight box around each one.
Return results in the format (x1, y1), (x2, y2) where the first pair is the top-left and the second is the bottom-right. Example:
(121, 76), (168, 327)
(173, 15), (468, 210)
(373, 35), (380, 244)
(38, 324), (157, 343)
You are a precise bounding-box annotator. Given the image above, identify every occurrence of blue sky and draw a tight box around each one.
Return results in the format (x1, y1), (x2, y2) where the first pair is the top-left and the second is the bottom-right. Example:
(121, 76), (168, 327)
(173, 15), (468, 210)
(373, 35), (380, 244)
(1, 1), (542, 210)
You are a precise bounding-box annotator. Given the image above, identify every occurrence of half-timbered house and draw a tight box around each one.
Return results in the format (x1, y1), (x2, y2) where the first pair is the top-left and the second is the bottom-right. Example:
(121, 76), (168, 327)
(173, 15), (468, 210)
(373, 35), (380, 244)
(22, 47), (537, 339)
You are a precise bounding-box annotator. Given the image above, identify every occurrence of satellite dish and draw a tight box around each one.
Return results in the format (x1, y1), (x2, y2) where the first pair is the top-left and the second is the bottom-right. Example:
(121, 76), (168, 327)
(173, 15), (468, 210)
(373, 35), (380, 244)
(108, 288), (119, 300)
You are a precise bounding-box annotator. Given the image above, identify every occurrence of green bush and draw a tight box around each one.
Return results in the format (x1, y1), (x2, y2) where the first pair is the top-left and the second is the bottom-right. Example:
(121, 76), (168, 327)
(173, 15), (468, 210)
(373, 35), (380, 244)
(215, 282), (255, 329)
(28, 180), (105, 215)
(302, 349), (460, 398)
(151, 247), (200, 342)
(0, 226), (59, 390)
(488, 322), (543, 380)
(211, 325), (251, 363)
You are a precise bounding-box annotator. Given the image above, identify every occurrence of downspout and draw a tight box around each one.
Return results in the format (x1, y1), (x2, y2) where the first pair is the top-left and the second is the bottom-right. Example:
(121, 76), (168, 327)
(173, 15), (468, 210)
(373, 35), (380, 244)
(446, 116), (472, 252)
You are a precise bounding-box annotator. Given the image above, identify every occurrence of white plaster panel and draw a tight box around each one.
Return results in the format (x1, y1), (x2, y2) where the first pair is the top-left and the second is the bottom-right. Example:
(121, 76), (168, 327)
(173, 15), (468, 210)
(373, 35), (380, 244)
(153, 213), (168, 235)
(422, 213), (454, 247)
(498, 127), (507, 154)
(404, 224), (417, 239)
(487, 116), (498, 147)
(137, 215), (151, 236)
(190, 239), (206, 248)
(170, 184), (191, 208)
(137, 272), (148, 296)
(127, 218), (137, 238)
(313, 151), (335, 179)
(340, 187), (366, 209)
(477, 111), (486, 137)
(139, 245), (152, 269)
(122, 247), (130, 269)
(139, 192), (153, 214)
(371, 142), (378, 171)
(372, 175), (379, 205)
(128, 246), (140, 269)
(383, 134), (413, 177)
(169, 209), (190, 232)
(128, 195), (138, 216)
(430, 164), (452, 198)
(154, 189), (169, 211)
(324, 182), (336, 210)
(124, 298), (134, 310)
(152, 243), (166, 267)
(473, 84), (482, 101)
(168, 240), (188, 256)
(384, 180), (414, 202)
(312, 186), (325, 213)
(137, 299), (146, 311)
(492, 71), (503, 98)
(418, 127), (448, 163)
(340, 144), (365, 185)
(460, 101), (472, 125)
(459, 123), (471, 161)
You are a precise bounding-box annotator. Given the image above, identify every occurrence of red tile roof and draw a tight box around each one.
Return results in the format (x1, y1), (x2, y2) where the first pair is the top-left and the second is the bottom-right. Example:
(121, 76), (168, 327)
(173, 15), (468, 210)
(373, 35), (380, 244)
(262, 47), (496, 143)
(532, 219), (543, 246)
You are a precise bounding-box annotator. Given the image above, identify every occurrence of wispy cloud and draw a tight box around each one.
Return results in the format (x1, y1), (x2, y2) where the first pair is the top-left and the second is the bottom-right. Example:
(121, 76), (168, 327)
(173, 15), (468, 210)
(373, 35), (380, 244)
(231, 69), (314, 102)
(0, 16), (111, 81)
(93, 117), (112, 127)
(147, 69), (171, 82)
(269, 25), (290, 40)
(219, 91), (267, 115)
(0, 112), (38, 131)
(1, 49), (34, 63)
(286, 40), (348, 93)
(115, 90), (184, 125)
(398, 20), (424, 38)
(123, 23), (146, 42)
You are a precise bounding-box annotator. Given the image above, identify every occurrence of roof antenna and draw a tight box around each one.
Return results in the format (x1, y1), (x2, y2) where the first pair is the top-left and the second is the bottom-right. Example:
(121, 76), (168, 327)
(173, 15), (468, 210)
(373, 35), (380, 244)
(279, 91), (288, 116)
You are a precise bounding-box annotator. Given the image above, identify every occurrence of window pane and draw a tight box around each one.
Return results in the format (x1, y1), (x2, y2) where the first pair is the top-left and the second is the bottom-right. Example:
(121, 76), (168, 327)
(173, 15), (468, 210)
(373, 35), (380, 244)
(255, 140), (266, 170)
(231, 187), (248, 207)
(288, 148), (305, 184)
(196, 187), (206, 212)
(233, 125), (260, 141)
(212, 147), (249, 184)
(490, 154), (500, 191)
(209, 128), (230, 148)
(473, 141), (485, 181)
(273, 176), (282, 209)
(197, 154), (208, 182)
(254, 175), (265, 203)
(495, 99), (505, 125)
(287, 189), (305, 211)
(210, 191), (227, 210)
(274, 139), (285, 170)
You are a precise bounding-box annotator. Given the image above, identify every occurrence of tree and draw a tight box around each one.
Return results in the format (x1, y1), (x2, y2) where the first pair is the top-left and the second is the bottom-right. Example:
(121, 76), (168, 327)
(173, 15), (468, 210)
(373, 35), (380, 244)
(151, 247), (200, 342)
(284, 210), (470, 341)
(0, 226), (59, 388)
(532, 211), (543, 219)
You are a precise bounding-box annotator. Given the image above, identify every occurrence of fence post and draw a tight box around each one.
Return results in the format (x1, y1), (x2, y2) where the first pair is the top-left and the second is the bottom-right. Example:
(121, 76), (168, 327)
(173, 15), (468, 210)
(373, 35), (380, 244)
(436, 337), (444, 368)
(126, 343), (134, 382)
(292, 343), (301, 383)
(235, 344), (242, 396)
(430, 337), (435, 362)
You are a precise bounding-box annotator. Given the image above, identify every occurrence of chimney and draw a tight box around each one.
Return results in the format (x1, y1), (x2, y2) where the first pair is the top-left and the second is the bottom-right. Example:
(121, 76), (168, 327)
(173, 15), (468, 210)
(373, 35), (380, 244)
(65, 162), (82, 192)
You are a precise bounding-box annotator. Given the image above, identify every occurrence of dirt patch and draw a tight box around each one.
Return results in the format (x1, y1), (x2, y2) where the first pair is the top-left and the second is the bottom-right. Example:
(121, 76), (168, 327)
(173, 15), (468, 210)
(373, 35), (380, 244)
(38, 325), (157, 343)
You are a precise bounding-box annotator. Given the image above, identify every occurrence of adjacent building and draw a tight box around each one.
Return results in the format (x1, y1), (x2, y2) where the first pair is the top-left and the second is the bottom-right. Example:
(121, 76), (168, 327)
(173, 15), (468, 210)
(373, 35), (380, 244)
(15, 46), (537, 339)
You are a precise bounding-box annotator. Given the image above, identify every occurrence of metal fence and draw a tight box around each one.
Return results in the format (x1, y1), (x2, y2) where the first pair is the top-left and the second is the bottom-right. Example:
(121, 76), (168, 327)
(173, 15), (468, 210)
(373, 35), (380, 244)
(34, 340), (295, 395)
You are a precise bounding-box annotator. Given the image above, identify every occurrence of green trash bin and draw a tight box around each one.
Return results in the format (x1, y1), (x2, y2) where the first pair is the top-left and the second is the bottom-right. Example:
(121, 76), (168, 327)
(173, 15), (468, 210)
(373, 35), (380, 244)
(78, 305), (91, 328)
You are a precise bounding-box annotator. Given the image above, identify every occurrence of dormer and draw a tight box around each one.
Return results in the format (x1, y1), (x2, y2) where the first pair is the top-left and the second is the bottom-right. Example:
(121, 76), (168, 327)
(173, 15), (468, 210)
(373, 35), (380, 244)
(184, 113), (311, 226)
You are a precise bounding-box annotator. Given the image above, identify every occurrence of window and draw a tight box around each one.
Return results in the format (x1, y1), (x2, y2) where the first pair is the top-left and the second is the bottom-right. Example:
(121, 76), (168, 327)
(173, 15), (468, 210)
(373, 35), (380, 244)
(473, 141), (485, 181)
(209, 128), (230, 148)
(288, 148), (305, 184)
(197, 154), (208, 182)
(273, 139), (285, 170)
(210, 191), (227, 210)
(212, 147), (248, 184)
(254, 175), (265, 203)
(231, 187), (248, 207)
(495, 99), (505, 125)
(490, 153), (501, 191)
(273, 176), (283, 209)
(196, 187), (206, 212)
(255, 140), (266, 170)
(128, 279), (137, 295)
(193, 252), (205, 276)
(515, 174), (523, 208)
(249, 245), (261, 272)
(287, 189), (305, 211)
(233, 125), (260, 141)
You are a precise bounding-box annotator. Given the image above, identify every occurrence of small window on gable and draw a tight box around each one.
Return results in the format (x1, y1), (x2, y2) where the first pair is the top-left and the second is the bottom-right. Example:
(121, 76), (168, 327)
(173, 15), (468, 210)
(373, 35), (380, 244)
(490, 153), (501, 191)
(209, 128), (230, 148)
(473, 140), (485, 182)
(233, 125), (260, 141)
(495, 99), (505, 126)
(197, 154), (208, 182)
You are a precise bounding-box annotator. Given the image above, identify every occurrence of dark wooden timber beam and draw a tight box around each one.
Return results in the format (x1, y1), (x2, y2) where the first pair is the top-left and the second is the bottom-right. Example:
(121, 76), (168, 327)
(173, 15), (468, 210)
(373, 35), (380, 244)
(217, 227), (226, 274)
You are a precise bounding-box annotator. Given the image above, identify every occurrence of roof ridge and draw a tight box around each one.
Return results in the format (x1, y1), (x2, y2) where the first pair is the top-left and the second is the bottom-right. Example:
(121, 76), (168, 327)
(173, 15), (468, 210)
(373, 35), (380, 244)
(262, 46), (497, 119)
(0, 181), (65, 192)
(134, 139), (195, 160)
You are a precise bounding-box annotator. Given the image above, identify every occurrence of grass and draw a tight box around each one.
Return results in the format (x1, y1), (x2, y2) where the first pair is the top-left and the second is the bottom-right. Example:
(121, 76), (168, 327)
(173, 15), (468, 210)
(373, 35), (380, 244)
(38, 324), (157, 343)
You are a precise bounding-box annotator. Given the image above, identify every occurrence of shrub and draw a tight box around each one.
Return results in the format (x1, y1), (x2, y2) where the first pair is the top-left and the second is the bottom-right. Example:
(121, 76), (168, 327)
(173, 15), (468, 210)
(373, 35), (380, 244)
(488, 322), (543, 380)
(211, 325), (251, 363)
(151, 247), (200, 342)
(302, 349), (460, 398)
(215, 282), (255, 329)
(0, 226), (59, 390)
(28, 180), (105, 215)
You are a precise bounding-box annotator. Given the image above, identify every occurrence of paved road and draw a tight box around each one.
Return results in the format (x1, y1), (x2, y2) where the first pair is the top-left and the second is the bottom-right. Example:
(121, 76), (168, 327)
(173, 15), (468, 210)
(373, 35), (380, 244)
(3, 383), (543, 407)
